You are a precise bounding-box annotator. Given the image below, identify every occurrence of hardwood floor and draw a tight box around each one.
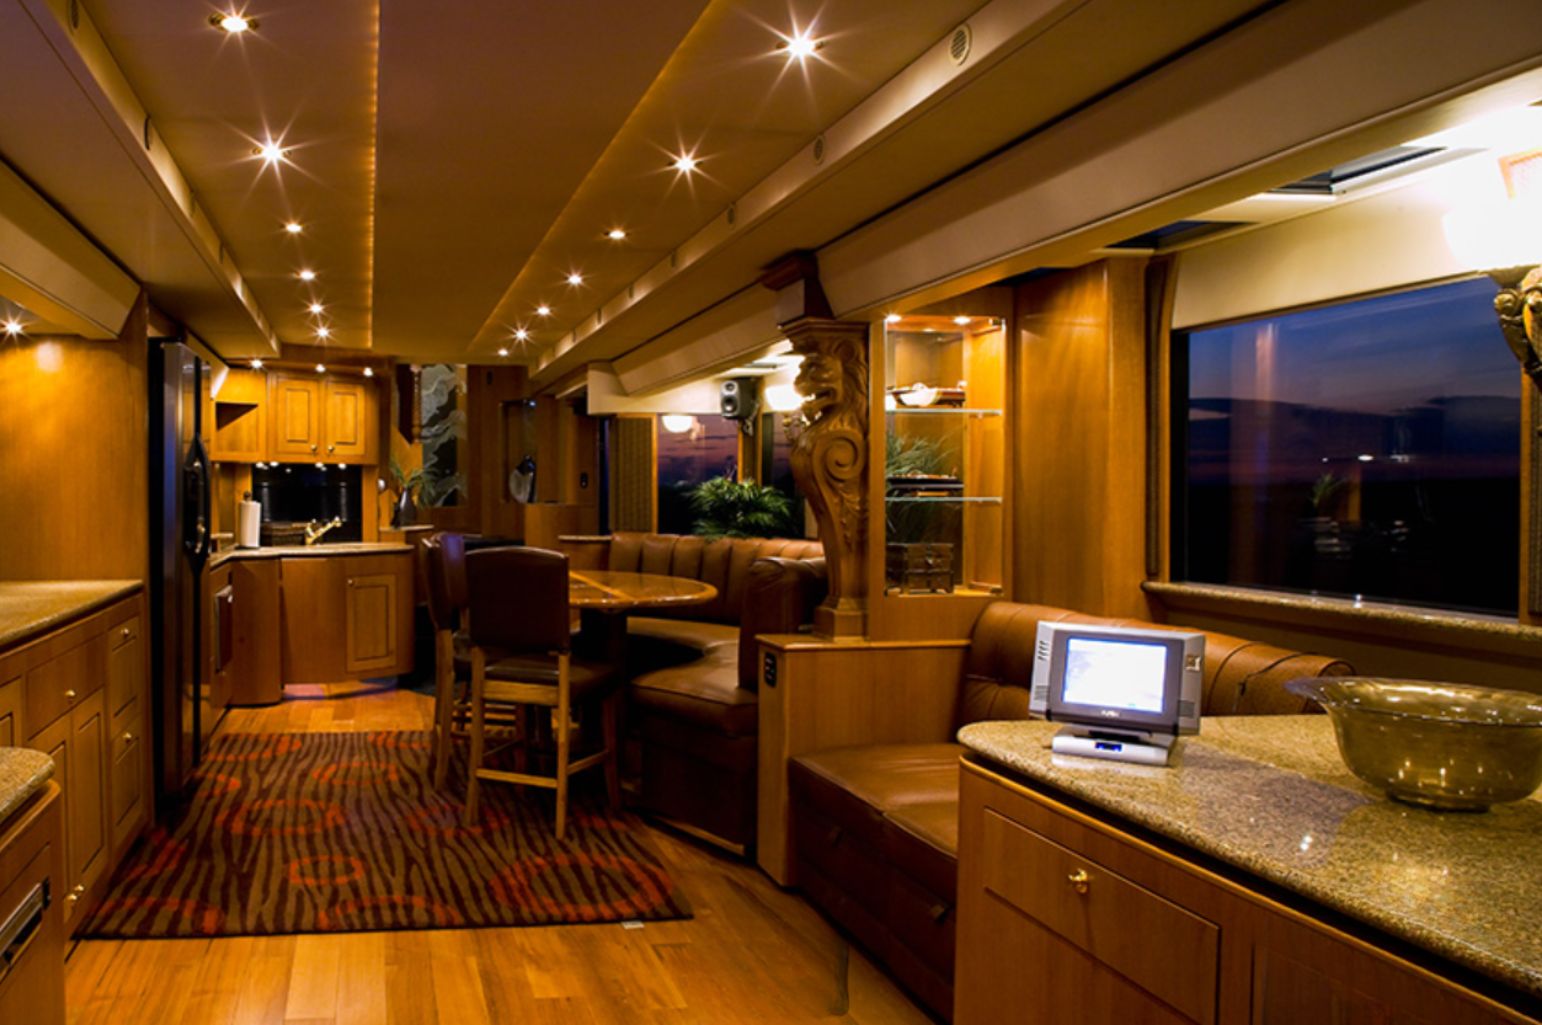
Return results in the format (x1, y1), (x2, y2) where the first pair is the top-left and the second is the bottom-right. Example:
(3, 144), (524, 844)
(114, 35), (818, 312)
(64, 683), (934, 1025)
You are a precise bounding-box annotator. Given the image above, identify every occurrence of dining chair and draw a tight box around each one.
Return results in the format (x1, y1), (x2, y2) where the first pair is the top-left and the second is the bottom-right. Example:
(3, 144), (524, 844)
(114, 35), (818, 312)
(423, 532), (470, 788)
(463, 546), (623, 838)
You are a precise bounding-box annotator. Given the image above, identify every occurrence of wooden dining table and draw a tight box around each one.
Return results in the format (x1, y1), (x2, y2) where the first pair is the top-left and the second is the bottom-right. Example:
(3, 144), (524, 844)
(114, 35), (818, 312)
(567, 570), (717, 662)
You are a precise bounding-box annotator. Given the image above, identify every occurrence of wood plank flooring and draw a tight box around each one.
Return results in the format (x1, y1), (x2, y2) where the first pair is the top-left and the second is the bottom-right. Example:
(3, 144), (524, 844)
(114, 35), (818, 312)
(65, 683), (934, 1025)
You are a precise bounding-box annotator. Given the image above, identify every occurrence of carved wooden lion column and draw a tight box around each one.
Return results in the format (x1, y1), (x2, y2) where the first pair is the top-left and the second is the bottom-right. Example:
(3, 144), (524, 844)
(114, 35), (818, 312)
(784, 315), (870, 637)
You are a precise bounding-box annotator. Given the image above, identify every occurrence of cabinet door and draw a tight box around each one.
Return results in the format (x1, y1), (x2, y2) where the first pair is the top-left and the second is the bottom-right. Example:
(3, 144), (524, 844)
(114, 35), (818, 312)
(106, 616), (142, 716)
(109, 696), (149, 854)
(345, 572), (398, 674)
(270, 375), (321, 458)
(67, 688), (108, 902)
(323, 379), (373, 463)
(0, 656), (21, 745)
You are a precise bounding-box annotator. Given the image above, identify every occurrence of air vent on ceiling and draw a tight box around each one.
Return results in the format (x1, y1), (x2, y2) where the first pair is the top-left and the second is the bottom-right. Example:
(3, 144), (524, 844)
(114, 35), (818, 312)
(948, 24), (971, 65)
(1270, 145), (1446, 196)
(1109, 220), (1246, 251)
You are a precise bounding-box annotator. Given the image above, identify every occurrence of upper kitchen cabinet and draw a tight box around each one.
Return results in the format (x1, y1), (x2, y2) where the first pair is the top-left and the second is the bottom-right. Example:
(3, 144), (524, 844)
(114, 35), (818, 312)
(267, 372), (377, 465)
(209, 369), (267, 464)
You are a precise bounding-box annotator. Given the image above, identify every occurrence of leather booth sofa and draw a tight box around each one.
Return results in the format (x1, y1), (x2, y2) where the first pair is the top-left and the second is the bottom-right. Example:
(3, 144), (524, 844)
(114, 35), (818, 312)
(787, 601), (1354, 1021)
(563, 531), (826, 848)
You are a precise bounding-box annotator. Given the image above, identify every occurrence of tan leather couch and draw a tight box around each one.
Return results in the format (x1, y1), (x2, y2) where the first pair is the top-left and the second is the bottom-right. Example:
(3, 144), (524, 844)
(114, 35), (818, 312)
(563, 531), (825, 847)
(788, 601), (1354, 1021)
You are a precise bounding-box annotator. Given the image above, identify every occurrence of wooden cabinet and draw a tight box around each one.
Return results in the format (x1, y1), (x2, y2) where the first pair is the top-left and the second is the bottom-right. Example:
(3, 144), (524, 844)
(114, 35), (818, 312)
(344, 571), (400, 674)
(210, 368), (267, 463)
(270, 373), (322, 458)
(0, 783), (65, 1025)
(5, 591), (151, 934)
(268, 373), (377, 464)
(955, 761), (1538, 1025)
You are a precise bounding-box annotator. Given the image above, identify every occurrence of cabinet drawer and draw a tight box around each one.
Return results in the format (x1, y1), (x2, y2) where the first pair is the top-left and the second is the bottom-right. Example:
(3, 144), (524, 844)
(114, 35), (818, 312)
(109, 698), (146, 844)
(23, 636), (103, 739)
(981, 808), (1219, 1023)
(108, 616), (140, 652)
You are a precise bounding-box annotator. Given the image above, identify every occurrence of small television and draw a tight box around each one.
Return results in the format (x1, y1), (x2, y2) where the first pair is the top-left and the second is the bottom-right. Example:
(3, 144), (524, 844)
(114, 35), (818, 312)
(1029, 622), (1205, 765)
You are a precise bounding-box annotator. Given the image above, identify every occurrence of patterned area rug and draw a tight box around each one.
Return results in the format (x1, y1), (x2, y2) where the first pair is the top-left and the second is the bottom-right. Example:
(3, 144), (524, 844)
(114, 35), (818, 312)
(83, 731), (692, 937)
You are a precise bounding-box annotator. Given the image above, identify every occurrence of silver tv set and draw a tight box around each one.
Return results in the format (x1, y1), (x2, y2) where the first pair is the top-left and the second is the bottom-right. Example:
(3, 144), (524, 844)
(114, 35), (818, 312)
(1029, 622), (1205, 744)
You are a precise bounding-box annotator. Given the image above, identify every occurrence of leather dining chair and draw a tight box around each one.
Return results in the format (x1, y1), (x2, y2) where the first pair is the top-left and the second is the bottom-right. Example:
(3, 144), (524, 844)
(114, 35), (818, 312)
(423, 532), (470, 788)
(462, 546), (623, 838)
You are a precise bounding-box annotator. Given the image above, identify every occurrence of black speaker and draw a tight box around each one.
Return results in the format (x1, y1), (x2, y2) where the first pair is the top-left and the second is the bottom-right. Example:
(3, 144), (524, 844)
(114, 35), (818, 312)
(720, 377), (759, 421)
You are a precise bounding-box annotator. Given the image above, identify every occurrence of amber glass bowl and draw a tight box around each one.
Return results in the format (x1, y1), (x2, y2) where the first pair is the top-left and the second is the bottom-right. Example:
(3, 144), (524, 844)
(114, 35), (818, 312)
(1286, 677), (1542, 811)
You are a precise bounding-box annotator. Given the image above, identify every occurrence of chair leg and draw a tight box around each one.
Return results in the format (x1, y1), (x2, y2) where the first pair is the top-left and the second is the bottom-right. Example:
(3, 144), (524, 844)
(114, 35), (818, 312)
(555, 656), (571, 841)
(463, 649), (487, 826)
(602, 692), (621, 810)
(433, 631), (455, 789)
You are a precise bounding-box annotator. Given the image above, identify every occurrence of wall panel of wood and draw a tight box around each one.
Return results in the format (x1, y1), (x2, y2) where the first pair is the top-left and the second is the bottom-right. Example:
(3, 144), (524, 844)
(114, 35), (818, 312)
(1010, 258), (1149, 618)
(0, 294), (148, 581)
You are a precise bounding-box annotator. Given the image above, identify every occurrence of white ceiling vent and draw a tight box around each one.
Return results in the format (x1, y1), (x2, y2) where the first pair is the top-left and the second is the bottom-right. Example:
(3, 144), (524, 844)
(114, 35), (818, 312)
(948, 24), (972, 66)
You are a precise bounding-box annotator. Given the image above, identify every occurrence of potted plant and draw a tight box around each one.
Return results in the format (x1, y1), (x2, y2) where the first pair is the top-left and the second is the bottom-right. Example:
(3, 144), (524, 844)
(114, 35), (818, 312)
(388, 457), (425, 527)
(687, 476), (796, 538)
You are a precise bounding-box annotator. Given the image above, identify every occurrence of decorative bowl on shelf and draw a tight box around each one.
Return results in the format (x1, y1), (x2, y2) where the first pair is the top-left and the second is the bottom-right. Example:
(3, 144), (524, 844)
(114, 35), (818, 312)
(1286, 677), (1542, 811)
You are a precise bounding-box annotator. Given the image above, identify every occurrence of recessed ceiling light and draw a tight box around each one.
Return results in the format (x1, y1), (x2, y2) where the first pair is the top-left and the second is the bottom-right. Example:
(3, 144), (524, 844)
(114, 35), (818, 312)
(254, 140), (287, 165)
(514, 328), (530, 341)
(953, 315), (971, 325)
(497, 347), (510, 358)
(779, 30), (820, 61)
(607, 228), (627, 241)
(315, 325), (331, 339)
(210, 12), (257, 33)
(363, 367), (374, 378)
(249, 358), (263, 369)
(3, 320), (23, 336)
(672, 153), (698, 174)
(535, 304), (551, 317)
(315, 363), (326, 374)
(566, 272), (584, 286)
(885, 313), (902, 324)
(308, 302), (324, 315)
(297, 269), (316, 281)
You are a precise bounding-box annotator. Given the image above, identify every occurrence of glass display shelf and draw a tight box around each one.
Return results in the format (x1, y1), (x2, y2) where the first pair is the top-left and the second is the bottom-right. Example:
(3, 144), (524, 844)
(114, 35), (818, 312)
(885, 496), (1003, 504)
(885, 407), (1003, 417)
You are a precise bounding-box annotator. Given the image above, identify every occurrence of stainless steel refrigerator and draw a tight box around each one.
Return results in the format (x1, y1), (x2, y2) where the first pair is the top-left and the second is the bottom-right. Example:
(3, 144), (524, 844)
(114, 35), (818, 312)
(151, 339), (222, 801)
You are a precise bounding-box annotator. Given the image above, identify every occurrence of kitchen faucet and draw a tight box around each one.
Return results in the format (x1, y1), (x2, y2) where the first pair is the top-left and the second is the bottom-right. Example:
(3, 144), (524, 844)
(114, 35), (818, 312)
(304, 517), (343, 546)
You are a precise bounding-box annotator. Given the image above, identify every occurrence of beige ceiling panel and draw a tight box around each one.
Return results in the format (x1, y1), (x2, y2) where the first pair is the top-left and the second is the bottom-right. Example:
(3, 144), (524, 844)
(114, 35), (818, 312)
(611, 285), (779, 395)
(371, 0), (708, 363)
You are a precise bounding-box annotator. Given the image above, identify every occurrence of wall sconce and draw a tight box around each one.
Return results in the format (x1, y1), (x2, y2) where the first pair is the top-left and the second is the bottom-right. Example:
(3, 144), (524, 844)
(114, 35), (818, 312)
(660, 414), (697, 434)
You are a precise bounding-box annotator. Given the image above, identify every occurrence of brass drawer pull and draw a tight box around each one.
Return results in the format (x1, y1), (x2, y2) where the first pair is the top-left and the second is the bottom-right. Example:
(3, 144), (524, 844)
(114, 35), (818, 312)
(121, 626), (131, 639)
(1067, 868), (1091, 896)
(122, 732), (135, 743)
(65, 688), (77, 701)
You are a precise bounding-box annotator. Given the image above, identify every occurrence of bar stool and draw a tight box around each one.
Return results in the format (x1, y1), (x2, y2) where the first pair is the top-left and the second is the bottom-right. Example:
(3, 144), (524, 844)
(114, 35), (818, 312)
(462, 546), (622, 838)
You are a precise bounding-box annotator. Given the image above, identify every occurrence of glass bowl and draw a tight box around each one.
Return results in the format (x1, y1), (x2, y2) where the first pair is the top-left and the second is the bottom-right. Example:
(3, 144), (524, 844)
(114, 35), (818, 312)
(1286, 677), (1542, 811)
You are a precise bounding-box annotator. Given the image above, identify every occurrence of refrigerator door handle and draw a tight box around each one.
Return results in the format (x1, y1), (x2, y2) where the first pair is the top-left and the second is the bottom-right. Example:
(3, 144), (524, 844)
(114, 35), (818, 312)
(184, 436), (212, 566)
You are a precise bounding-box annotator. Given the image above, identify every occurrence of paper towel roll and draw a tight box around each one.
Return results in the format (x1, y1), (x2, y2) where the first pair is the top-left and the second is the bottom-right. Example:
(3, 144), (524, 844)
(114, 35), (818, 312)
(237, 496), (262, 549)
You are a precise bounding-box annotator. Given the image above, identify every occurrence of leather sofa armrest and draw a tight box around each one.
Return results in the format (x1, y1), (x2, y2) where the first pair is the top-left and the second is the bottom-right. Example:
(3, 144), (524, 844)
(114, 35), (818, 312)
(557, 534), (613, 570)
(738, 557), (829, 689)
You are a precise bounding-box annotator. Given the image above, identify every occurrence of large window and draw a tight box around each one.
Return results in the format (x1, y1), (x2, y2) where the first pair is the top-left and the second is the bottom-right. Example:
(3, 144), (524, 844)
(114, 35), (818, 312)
(1173, 277), (1521, 615)
(656, 414), (739, 534)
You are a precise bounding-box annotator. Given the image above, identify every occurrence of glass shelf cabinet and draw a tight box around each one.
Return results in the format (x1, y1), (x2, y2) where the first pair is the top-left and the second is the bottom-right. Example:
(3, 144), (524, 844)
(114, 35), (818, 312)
(879, 313), (1007, 597)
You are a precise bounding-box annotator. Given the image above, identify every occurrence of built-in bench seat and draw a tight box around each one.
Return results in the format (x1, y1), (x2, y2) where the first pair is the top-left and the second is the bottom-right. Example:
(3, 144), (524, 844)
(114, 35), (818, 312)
(788, 601), (1354, 1022)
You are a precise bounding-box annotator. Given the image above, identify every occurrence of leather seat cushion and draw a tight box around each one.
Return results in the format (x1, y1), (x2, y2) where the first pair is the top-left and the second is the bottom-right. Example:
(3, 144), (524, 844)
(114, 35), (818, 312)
(474, 651), (622, 702)
(629, 650), (758, 737)
(625, 616), (741, 674)
(883, 800), (960, 900)
(789, 744), (962, 850)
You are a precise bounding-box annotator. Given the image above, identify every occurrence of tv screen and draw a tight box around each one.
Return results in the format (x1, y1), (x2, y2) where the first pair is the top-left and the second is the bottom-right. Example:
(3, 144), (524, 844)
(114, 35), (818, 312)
(1062, 637), (1169, 714)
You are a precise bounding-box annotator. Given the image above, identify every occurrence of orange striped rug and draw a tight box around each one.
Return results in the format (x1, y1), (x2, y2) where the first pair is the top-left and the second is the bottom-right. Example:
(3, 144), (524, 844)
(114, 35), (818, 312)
(84, 731), (692, 936)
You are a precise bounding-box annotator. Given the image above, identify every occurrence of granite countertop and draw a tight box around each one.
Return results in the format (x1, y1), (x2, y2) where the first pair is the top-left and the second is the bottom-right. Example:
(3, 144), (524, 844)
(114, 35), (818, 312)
(209, 542), (412, 568)
(959, 717), (1542, 1000)
(0, 580), (142, 651)
(0, 748), (54, 827)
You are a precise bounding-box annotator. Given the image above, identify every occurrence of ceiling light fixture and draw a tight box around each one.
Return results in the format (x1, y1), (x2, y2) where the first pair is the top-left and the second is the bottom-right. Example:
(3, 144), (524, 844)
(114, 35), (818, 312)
(250, 358), (263, 369)
(210, 11), (257, 33)
(363, 367), (374, 378)
(566, 272), (584, 286)
(297, 269), (316, 281)
(535, 304), (551, 317)
(672, 153), (698, 174)
(779, 29), (821, 61)
(316, 325), (331, 339)
(884, 313), (902, 324)
(514, 328), (530, 341)
(497, 347), (510, 358)
(308, 302), (324, 315)
(284, 221), (303, 235)
(254, 140), (288, 165)
(607, 228), (627, 241)
(953, 315), (971, 325)
(315, 363), (326, 374)
(3, 320), (23, 336)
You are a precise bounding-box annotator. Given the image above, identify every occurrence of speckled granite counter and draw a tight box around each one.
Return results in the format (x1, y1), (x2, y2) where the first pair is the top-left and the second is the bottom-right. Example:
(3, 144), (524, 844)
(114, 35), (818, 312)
(0, 580), (142, 651)
(959, 717), (1542, 1000)
(208, 542), (411, 569)
(0, 748), (54, 826)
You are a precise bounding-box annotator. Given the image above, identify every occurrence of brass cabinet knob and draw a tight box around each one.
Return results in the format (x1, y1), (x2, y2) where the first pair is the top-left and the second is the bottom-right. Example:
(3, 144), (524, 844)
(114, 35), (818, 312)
(123, 732), (135, 743)
(327, 444), (335, 453)
(1067, 868), (1091, 896)
(65, 688), (77, 701)
(121, 626), (131, 639)
(311, 443), (318, 452)
(64, 893), (79, 905)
